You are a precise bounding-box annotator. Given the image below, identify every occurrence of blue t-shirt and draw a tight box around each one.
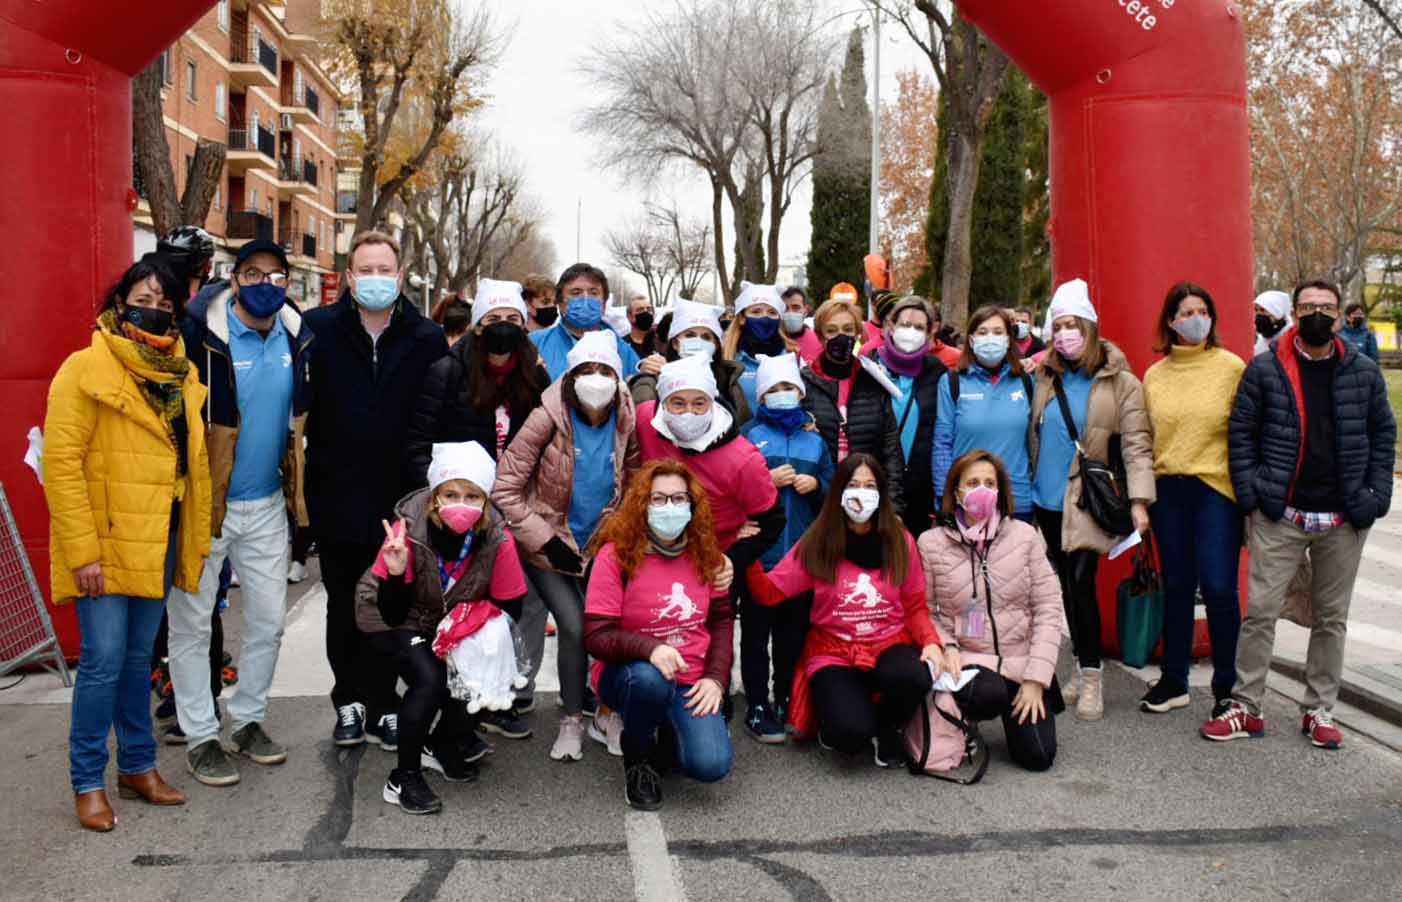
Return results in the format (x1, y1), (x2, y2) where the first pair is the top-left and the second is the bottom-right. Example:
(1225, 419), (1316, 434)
(933, 365), (1034, 513)
(889, 372), (919, 462)
(1033, 367), (1093, 512)
(530, 324), (640, 382)
(567, 408), (616, 549)
(226, 305), (295, 502)
(735, 350), (763, 415)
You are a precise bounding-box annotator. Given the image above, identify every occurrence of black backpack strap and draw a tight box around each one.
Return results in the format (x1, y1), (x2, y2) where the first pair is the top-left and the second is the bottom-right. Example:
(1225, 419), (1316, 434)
(1019, 371), (1034, 402)
(949, 370), (960, 404)
(1051, 373), (1081, 447)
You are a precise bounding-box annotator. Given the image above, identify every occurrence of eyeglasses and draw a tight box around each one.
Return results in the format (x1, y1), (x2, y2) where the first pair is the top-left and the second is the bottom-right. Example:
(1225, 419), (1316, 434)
(237, 268), (289, 287)
(1297, 303), (1338, 317)
(649, 493), (691, 507)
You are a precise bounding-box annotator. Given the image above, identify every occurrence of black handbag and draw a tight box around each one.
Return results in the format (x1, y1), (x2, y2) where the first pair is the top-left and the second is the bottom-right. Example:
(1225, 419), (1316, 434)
(1051, 374), (1134, 537)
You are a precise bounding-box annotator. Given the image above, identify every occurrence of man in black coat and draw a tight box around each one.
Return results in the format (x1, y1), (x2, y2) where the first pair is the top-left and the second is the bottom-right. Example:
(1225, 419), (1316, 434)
(1204, 280), (1394, 751)
(303, 230), (448, 748)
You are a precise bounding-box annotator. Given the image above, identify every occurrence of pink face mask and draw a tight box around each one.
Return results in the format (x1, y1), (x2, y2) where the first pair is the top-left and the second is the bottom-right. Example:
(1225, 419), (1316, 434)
(438, 503), (483, 535)
(961, 486), (999, 523)
(1053, 328), (1086, 360)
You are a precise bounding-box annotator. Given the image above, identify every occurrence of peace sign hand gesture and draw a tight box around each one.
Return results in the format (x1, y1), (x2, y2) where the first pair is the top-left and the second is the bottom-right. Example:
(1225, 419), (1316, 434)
(380, 518), (409, 577)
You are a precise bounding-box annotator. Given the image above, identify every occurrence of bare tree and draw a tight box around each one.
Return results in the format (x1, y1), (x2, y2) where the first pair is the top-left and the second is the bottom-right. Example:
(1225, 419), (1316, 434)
(650, 203), (713, 299)
(606, 219), (675, 305)
(132, 61), (227, 235)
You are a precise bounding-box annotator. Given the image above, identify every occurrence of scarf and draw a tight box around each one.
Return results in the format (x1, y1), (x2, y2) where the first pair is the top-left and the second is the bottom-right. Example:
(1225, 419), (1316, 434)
(955, 509), (1001, 551)
(486, 353), (518, 386)
(819, 354), (853, 380)
(647, 529), (689, 559)
(756, 402), (806, 434)
(97, 308), (191, 480)
(878, 340), (926, 377)
(844, 527), (883, 570)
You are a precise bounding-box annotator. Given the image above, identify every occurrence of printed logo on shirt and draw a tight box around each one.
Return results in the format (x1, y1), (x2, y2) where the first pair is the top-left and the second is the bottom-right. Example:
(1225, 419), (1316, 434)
(652, 582), (702, 623)
(1010, 391), (1025, 401)
(233, 359), (253, 371)
(281, 352), (292, 368)
(838, 573), (884, 609)
(962, 392), (985, 401)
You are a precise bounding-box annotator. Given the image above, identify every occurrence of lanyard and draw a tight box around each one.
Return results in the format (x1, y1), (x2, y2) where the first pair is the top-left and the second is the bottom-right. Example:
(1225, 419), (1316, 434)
(436, 533), (475, 593)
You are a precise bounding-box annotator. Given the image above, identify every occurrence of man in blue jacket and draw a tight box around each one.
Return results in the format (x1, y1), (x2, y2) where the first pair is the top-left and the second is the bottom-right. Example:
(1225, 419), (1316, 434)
(1204, 280), (1395, 751)
(529, 263), (640, 380)
(1339, 301), (1381, 363)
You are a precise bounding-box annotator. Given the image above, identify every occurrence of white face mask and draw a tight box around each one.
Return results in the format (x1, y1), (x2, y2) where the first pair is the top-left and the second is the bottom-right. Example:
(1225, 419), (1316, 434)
(573, 373), (617, 410)
(678, 336), (716, 362)
(891, 326), (928, 354)
(664, 410), (712, 442)
(841, 488), (880, 524)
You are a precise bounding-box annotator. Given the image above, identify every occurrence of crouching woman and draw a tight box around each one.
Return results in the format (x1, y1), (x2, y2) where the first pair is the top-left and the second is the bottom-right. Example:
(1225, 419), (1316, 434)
(584, 460), (736, 811)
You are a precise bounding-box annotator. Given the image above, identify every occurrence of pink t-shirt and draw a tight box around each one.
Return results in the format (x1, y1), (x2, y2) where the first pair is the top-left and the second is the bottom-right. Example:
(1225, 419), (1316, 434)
(794, 328), (823, 367)
(766, 533), (928, 644)
(586, 543), (725, 687)
(482, 532), (528, 600)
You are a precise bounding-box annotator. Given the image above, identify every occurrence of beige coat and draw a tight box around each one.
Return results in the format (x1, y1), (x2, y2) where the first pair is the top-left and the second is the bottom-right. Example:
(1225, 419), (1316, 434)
(1028, 341), (1155, 554)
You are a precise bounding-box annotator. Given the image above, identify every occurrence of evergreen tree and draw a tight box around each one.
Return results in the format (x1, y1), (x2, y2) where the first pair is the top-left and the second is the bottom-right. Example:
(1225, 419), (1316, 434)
(807, 28), (872, 304)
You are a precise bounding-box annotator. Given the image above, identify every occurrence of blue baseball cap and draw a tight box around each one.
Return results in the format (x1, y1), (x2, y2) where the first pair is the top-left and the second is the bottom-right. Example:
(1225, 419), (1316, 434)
(234, 238), (289, 271)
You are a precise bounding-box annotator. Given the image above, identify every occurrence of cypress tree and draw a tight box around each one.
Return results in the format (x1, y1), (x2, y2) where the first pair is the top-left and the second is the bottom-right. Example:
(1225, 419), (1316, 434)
(806, 28), (871, 304)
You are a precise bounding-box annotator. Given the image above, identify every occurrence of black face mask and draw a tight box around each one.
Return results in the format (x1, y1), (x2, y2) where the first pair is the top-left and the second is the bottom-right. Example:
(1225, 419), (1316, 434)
(120, 304), (174, 337)
(719, 317), (734, 333)
(824, 333), (856, 364)
(533, 306), (558, 327)
(1297, 312), (1336, 347)
(481, 321), (525, 356)
(1255, 313), (1284, 339)
(633, 312), (654, 331)
(1349, 316), (1365, 328)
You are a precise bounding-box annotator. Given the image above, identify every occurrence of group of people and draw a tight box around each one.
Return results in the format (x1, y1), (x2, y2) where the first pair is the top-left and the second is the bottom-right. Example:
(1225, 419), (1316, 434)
(44, 220), (1394, 828)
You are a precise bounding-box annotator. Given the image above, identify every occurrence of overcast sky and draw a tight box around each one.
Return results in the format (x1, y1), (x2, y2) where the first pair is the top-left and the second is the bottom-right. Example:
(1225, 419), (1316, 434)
(473, 0), (930, 292)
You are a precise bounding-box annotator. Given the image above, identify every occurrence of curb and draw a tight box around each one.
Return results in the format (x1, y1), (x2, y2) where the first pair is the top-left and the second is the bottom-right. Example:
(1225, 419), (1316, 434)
(1270, 658), (1402, 729)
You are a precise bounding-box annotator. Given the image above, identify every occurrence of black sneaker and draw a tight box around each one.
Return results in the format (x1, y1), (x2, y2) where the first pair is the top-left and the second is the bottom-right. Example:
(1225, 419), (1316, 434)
(333, 702), (366, 747)
(1210, 697), (1234, 720)
(383, 768), (442, 815)
(421, 744), (480, 783)
(162, 722), (189, 745)
(1140, 678), (1191, 714)
(456, 732), (493, 764)
(582, 686), (599, 719)
(873, 731), (907, 769)
(477, 709), (532, 740)
(512, 695), (536, 715)
(623, 754), (663, 811)
(744, 703), (787, 744)
(366, 714), (399, 751)
(154, 695), (177, 725)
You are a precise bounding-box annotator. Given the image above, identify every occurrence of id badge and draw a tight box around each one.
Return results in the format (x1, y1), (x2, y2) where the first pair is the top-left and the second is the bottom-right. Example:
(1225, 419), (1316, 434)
(961, 607), (988, 641)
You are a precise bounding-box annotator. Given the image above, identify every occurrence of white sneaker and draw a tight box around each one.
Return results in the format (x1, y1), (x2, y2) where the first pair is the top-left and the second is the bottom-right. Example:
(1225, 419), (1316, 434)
(588, 711), (624, 757)
(550, 714), (585, 762)
(228, 569), (240, 588)
(288, 561), (307, 584)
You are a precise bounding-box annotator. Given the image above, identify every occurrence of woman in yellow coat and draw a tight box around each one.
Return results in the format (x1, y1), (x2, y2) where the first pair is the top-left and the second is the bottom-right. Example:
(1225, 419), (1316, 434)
(43, 258), (212, 831)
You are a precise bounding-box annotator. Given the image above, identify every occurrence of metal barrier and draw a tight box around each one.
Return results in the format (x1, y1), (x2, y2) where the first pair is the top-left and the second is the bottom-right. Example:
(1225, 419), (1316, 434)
(0, 483), (72, 686)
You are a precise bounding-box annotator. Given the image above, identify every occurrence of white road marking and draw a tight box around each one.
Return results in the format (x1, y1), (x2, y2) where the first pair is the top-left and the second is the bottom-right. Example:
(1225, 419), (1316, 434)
(625, 810), (688, 902)
(268, 583), (333, 698)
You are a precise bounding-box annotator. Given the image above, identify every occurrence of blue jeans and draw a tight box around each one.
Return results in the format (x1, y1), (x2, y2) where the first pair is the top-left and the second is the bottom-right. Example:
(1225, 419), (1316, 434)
(598, 661), (732, 784)
(70, 530), (176, 793)
(1149, 476), (1243, 696)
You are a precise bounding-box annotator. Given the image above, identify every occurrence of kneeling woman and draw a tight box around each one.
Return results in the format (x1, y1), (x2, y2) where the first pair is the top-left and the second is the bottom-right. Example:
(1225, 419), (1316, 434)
(918, 450), (1065, 772)
(357, 442), (528, 815)
(748, 453), (944, 767)
(584, 460), (735, 811)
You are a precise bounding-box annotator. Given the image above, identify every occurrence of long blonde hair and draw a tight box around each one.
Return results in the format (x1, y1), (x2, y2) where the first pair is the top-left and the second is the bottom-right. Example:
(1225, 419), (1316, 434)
(721, 300), (797, 361)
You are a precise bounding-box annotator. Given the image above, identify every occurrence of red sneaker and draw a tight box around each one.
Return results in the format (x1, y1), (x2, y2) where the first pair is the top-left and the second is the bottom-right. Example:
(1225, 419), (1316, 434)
(1302, 709), (1343, 749)
(1200, 701), (1265, 742)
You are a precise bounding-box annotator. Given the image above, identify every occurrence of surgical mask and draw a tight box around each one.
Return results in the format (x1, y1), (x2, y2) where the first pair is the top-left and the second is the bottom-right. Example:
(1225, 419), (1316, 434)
(1015, 322), (1030, 340)
(764, 390), (800, 410)
(1053, 329), (1086, 360)
(678, 336), (716, 362)
(781, 312), (806, 335)
(437, 502), (482, 535)
(824, 333), (856, 364)
(634, 312), (654, 331)
(1255, 313), (1283, 338)
(972, 334), (1009, 368)
(891, 326), (928, 354)
(119, 305), (174, 338)
(960, 486), (998, 523)
(534, 306), (559, 327)
(563, 296), (603, 330)
(648, 502), (692, 541)
(743, 315), (780, 343)
(238, 283), (287, 318)
(841, 488), (880, 525)
(1297, 312), (1336, 346)
(664, 410), (712, 443)
(573, 372), (617, 410)
(481, 321), (525, 355)
(1171, 315), (1212, 345)
(352, 274), (398, 311)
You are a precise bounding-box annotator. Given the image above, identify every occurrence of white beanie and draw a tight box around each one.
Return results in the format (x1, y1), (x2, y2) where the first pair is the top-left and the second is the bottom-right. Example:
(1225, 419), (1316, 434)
(668, 298), (723, 342)
(656, 355), (718, 401)
(428, 441), (497, 495)
(1048, 278), (1098, 325)
(470, 278), (528, 327)
(736, 281), (783, 315)
(565, 328), (623, 377)
(602, 296), (632, 337)
(1255, 290), (1292, 323)
(755, 353), (804, 400)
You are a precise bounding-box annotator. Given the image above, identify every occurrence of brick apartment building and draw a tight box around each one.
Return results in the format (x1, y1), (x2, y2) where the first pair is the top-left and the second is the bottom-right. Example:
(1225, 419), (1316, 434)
(133, 0), (352, 308)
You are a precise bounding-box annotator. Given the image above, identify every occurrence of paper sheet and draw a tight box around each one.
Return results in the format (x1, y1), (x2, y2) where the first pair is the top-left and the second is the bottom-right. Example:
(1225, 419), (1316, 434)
(23, 426), (42, 485)
(1108, 530), (1142, 561)
(926, 663), (980, 693)
(856, 354), (903, 400)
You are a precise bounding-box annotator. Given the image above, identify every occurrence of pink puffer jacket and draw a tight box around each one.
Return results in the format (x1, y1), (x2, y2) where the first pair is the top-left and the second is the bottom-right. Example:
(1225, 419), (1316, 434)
(491, 380), (640, 569)
(916, 518), (1063, 687)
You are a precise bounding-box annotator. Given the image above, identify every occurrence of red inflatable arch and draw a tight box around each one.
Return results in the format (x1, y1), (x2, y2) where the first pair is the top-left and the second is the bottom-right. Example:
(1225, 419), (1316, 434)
(0, 1), (1252, 656)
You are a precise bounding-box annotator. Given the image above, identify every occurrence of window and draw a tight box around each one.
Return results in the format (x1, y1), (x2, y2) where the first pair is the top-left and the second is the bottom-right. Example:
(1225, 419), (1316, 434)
(159, 49), (172, 85)
(250, 188), (259, 209)
(214, 82), (226, 121)
(186, 61), (197, 101)
(217, 0), (229, 33)
(214, 184), (222, 211)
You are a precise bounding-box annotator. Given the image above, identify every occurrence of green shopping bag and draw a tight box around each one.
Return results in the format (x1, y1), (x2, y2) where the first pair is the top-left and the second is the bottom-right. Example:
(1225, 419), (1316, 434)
(1116, 535), (1165, 668)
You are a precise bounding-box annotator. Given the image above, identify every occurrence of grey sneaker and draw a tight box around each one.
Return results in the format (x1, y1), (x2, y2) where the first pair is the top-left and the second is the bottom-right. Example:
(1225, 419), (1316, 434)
(186, 738), (240, 787)
(231, 722), (288, 765)
(550, 714), (586, 762)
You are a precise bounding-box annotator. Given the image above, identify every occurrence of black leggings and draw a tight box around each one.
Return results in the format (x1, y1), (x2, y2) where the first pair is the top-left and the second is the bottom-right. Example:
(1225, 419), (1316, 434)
(366, 630), (471, 772)
(740, 590), (811, 711)
(1034, 507), (1102, 669)
(956, 669), (1057, 772)
(809, 644), (932, 753)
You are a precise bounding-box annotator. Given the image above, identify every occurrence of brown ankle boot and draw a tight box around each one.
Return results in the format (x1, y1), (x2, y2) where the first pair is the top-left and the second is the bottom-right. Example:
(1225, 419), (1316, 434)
(117, 770), (187, 806)
(75, 789), (116, 831)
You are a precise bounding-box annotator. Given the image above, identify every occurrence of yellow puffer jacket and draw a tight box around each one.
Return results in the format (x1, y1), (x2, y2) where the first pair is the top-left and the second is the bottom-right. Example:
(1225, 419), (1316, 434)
(43, 331), (212, 604)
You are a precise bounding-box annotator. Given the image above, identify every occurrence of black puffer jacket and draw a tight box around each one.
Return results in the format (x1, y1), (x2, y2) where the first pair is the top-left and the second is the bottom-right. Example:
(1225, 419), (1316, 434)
(404, 333), (549, 486)
(881, 352), (946, 536)
(801, 362), (906, 513)
(1229, 328), (1394, 528)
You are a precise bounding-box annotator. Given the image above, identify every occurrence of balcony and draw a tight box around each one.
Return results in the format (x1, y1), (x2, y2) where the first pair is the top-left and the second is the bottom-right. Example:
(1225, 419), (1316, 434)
(227, 211), (274, 245)
(302, 233), (318, 260)
(276, 156), (317, 197)
(336, 190), (358, 216)
(282, 82), (321, 125)
(229, 32), (279, 91)
(279, 228), (319, 263)
(226, 125), (277, 174)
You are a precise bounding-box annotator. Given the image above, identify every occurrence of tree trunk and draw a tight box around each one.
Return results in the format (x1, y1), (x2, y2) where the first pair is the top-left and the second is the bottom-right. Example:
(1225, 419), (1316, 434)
(940, 130), (984, 331)
(180, 139), (227, 227)
(710, 178), (733, 304)
(133, 62), (181, 236)
(355, 165), (379, 233)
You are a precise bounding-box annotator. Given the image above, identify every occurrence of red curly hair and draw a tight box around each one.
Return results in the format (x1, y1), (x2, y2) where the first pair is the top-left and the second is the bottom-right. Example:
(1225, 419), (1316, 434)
(588, 459), (726, 584)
